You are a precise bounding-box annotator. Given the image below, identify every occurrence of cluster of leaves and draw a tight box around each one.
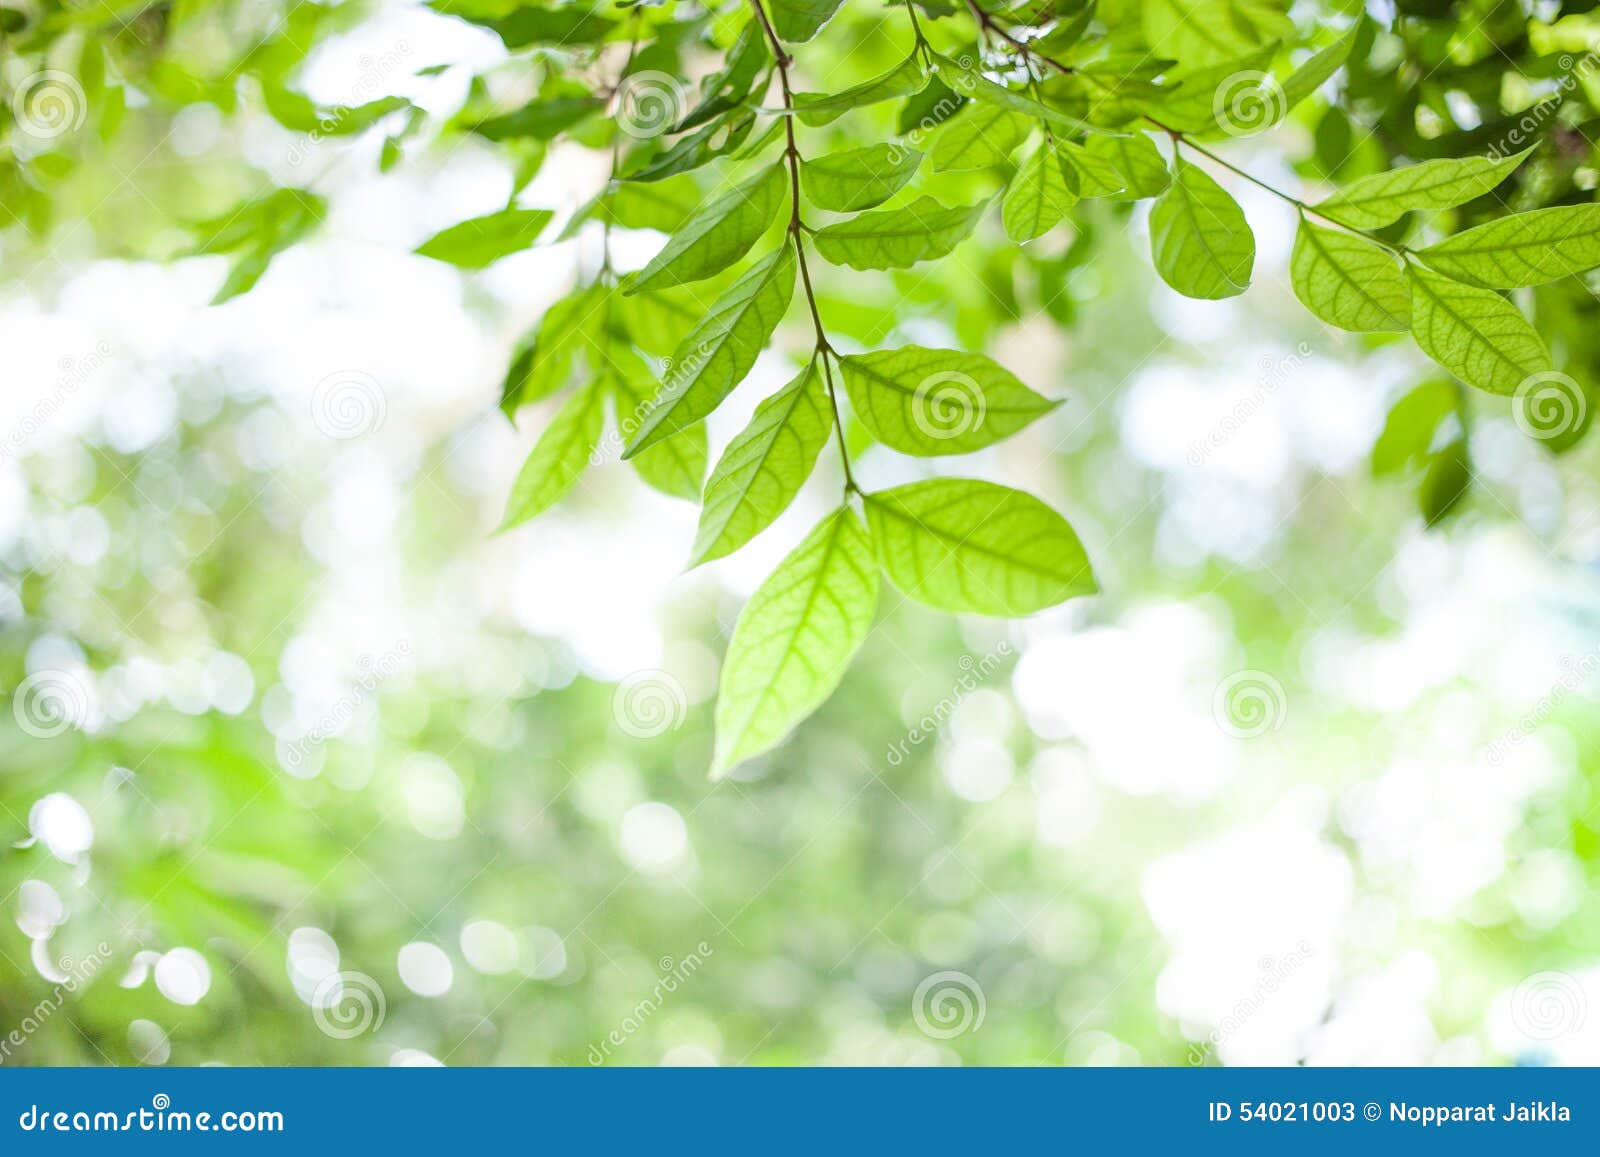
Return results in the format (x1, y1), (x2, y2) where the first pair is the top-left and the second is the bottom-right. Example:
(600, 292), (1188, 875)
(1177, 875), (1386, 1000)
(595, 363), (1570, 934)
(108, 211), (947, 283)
(410, 0), (1600, 774)
(6, 0), (1599, 773)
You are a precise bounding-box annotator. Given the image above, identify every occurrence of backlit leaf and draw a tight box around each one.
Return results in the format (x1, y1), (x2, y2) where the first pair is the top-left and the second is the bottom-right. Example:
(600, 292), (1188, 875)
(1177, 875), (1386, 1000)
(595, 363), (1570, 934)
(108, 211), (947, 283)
(812, 196), (988, 270)
(802, 144), (922, 212)
(500, 384), (605, 530)
(693, 362), (834, 566)
(1290, 220), (1410, 332)
(1315, 149), (1532, 230)
(1408, 263), (1552, 395)
(1149, 160), (1254, 298)
(626, 164), (787, 294)
(1417, 204), (1600, 288)
(414, 208), (553, 269)
(863, 478), (1097, 615)
(840, 347), (1060, 454)
(712, 508), (879, 776)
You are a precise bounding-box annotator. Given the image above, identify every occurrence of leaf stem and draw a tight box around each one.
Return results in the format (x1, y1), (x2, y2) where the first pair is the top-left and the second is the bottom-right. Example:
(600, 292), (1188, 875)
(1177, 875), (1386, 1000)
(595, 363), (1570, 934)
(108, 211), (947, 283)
(748, 0), (859, 495)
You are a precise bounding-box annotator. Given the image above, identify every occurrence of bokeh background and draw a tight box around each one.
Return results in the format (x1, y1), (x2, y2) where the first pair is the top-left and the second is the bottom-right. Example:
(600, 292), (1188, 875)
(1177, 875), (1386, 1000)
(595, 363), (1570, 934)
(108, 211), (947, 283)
(4, 0), (1600, 1066)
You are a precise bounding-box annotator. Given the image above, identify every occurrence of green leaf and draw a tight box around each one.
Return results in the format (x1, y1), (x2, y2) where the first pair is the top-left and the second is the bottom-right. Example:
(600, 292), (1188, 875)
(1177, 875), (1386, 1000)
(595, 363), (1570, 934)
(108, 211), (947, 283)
(610, 372), (707, 501)
(1371, 380), (1459, 476)
(430, 0), (615, 46)
(626, 164), (787, 294)
(929, 102), (1032, 172)
(802, 144), (923, 212)
(840, 347), (1060, 454)
(1148, 159), (1254, 299)
(1002, 144), (1079, 241)
(1420, 437), (1471, 526)
(1289, 220), (1410, 332)
(1280, 24), (1360, 111)
(1083, 132), (1172, 199)
(1417, 204), (1600, 288)
(1315, 149), (1533, 230)
(812, 196), (989, 270)
(623, 246), (797, 456)
(500, 285), (606, 416)
(771, 0), (846, 42)
(1142, 0), (1292, 67)
(413, 208), (553, 269)
(469, 96), (603, 141)
(623, 110), (758, 183)
(1130, 48), (1277, 133)
(1408, 264), (1552, 395)
(863, 479), (1097, 615)
(500, 384), (605, 530)
(1057, 140), (1126, 198)
(794, 53), (926, 126)
(692, 362), (834, 566)
(712, 508), (879, 777)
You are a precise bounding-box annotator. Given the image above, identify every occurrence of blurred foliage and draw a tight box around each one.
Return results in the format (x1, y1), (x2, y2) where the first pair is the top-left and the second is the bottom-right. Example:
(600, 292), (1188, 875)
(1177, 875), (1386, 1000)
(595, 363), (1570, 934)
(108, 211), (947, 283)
(1, 0), (1599, 1068)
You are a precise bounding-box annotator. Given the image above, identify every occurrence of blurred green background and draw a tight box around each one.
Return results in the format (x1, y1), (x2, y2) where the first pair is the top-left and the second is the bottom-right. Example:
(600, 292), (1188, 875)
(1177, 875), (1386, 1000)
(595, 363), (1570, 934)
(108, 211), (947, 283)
(3, 0), (1600, 1066)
